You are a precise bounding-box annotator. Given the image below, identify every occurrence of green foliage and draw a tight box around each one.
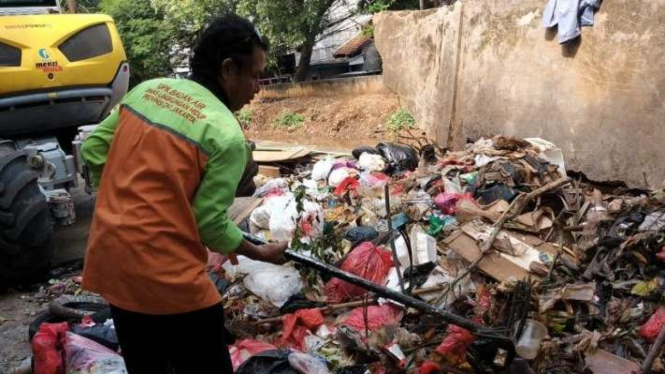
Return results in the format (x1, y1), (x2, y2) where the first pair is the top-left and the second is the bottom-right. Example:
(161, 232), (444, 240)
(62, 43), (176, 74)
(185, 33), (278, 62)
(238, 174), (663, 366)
(387, 108), (416, 132)
(238, 0), (337, 81)
(236, 109), (253, 126)
(275, 111), (305, 129)
(100, 0), (178, 86)
(359, 0), (420, 14)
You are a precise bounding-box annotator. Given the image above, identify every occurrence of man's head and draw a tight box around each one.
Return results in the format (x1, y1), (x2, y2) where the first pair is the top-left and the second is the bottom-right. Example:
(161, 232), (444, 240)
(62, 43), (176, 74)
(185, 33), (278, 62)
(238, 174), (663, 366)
(191, 15), (268, 112)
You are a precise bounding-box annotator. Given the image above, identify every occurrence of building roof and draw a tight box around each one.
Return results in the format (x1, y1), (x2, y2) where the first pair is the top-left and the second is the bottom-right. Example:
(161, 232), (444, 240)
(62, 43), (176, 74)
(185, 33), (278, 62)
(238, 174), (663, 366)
(333, 34), (372, 58)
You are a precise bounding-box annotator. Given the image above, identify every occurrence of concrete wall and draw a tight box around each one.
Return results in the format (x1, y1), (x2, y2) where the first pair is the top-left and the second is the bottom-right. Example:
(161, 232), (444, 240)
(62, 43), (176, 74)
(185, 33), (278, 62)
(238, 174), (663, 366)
(375, 1), (665, 187)
(258, 75), (390, 99)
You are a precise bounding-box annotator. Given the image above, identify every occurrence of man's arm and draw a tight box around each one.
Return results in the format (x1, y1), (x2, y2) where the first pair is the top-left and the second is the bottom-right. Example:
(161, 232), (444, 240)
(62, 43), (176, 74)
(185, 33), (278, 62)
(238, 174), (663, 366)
(193, 138), (248, 253)
(193, 138), (287, 263)
(81, 107), (121, 187)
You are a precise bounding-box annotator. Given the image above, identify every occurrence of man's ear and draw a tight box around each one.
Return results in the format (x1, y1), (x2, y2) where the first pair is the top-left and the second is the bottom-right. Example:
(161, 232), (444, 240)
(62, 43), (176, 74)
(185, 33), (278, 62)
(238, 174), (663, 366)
(220, 58), (236, 82)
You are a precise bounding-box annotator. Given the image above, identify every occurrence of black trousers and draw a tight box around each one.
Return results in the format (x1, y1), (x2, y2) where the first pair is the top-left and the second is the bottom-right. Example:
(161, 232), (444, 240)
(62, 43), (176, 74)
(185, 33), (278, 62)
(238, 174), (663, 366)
(110, 303), (234, 374)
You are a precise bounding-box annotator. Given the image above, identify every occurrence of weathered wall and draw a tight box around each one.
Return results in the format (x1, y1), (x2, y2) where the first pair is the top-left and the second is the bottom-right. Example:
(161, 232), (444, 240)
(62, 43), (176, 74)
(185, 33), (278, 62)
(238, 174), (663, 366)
(258, 75), (389, 99)
(375, 1), (665, 187)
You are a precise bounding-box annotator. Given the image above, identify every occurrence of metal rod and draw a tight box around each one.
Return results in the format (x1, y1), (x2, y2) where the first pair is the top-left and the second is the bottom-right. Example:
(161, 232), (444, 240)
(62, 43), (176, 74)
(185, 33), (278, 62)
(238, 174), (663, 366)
(384, 184), (406, 294)
(285, 249), (501, 337)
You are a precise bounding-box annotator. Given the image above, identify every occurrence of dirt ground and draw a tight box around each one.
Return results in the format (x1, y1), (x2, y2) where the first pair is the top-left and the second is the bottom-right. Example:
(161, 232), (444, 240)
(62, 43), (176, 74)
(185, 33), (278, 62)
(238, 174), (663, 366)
(245, 93), (407, 149)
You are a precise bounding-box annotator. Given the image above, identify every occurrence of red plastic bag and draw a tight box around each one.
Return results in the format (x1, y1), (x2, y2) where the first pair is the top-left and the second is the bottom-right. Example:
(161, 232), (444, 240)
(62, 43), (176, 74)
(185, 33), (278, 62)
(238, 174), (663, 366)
(344, 304), (402, 332)
(657, 246), (665, 261)
(281, 308), (325, 350)
(334, 176), (360, 197)
(639, 307), (665, 342)
(325, 242), (393, 303)
(32, 322), (69, 374)
(436, 324), (476, 364)
(434, 192), (475, 215)
(418, 360), (442, 374)
(228, 339), (277, 371)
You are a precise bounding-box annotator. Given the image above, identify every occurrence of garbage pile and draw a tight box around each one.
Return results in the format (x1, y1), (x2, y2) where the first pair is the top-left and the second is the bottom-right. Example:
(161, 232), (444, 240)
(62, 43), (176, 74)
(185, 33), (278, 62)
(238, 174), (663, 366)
(26, 136), (665, 373)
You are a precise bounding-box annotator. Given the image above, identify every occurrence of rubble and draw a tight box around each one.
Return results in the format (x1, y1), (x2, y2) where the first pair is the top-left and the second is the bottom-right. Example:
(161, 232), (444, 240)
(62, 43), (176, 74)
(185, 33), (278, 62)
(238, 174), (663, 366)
(21, 136), (665, 373)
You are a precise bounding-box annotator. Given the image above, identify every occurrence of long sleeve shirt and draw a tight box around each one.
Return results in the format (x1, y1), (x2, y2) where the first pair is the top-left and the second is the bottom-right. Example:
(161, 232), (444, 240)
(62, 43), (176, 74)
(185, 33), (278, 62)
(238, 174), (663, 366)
(81, 78), (248, 314)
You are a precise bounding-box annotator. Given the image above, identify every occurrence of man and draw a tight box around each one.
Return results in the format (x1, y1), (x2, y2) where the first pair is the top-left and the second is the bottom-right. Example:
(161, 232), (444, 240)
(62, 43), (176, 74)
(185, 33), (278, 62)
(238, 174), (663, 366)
(81, 15), (287, 373)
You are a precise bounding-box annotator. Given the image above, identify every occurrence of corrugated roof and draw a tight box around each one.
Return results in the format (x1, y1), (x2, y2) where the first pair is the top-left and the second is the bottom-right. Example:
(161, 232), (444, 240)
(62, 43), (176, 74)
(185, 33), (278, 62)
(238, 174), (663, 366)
(333, 34), (372, 58)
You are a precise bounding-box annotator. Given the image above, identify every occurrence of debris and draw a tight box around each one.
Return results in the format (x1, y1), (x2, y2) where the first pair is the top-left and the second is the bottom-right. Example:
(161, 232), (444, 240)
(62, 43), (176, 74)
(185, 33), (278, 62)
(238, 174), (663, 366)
(324, 242), (393, 303)
(584, 349), (640, 374)
(32, 322), (68, 374)
(27, 134), (665, 373)
(229, 340), (278, 372)
(65, 332), (127, 374)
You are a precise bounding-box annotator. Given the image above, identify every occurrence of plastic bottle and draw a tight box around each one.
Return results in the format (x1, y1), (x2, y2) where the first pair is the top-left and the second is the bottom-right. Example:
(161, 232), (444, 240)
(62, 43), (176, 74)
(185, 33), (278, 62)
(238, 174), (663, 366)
(514, 319), (547, 360)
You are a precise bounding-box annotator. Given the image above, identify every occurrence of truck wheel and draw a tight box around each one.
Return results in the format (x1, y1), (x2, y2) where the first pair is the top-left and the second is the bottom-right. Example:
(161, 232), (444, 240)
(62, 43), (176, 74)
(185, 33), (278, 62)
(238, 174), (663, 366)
(0, 145), (54, 285)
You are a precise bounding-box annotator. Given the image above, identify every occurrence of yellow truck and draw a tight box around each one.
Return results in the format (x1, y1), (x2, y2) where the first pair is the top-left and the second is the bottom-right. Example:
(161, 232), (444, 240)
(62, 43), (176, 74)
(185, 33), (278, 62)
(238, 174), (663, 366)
(0, 0), (129, 283)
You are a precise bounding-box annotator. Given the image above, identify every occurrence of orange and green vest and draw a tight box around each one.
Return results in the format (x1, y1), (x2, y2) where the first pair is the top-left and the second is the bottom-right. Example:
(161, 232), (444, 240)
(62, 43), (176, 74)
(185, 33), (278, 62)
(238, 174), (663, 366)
(81, 78), (248, 315)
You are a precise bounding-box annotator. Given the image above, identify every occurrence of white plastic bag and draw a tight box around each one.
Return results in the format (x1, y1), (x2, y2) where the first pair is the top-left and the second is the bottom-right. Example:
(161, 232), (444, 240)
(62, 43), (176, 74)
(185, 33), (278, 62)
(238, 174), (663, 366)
(254, 178), (289, 197)
(268, 197), (324, 243)
(312, 158), (335, 181)
(328, 167), (357, 187)
(288, 352), (332, 374)
(225, 256), (303, 307)
(358, 153), (386, 172)
(65, 332), (127, 374)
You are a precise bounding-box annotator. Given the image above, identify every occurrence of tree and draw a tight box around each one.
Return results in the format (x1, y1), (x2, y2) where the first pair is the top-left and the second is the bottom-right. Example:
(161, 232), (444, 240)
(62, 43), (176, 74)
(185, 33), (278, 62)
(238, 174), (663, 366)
(100, 0), (178, 86)
(238, 0), (337, 82)
(150, 0), (241, 54)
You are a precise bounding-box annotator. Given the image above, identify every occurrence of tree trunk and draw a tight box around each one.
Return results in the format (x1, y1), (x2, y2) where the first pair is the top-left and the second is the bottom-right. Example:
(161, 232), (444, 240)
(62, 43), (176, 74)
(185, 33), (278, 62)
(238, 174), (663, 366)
(419, 0), (425, 10)
(67, 0), (77, 13)
(294, 40), (314, 83)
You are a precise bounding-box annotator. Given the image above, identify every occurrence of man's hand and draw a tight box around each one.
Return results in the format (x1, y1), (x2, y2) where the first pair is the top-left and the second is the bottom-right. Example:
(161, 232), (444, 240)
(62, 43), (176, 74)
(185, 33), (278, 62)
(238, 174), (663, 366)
(257, 242), (289, 265)
(235, 239), (289, 265)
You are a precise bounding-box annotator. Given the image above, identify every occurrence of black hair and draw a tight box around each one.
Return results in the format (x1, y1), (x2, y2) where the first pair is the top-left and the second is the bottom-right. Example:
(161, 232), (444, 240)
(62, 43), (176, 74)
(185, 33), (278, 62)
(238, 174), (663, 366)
(189, 14), (269, 103)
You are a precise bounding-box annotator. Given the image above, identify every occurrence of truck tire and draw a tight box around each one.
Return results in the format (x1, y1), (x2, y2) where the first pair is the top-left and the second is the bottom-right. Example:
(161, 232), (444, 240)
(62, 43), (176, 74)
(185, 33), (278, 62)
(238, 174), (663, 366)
(0, 145), (54, 285)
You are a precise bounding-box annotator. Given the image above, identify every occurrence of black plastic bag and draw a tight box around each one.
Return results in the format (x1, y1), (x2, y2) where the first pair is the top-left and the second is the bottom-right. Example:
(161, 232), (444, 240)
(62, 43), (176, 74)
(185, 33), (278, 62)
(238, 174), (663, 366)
(352, 146), (381, 160)
(338, 366), (369, 374)
(473, 184), (518, 205)
(70, 324), (119, 352)
(236, 350), (297, 374)
(280, 294), (327, 314)
(376, 143), (419, 173)
(344, 226), (379, 247)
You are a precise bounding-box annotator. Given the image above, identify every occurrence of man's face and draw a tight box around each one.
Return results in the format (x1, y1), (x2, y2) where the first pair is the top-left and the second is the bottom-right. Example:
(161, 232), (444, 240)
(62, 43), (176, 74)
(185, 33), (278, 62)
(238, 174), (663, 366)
(221, 47), (266, 112)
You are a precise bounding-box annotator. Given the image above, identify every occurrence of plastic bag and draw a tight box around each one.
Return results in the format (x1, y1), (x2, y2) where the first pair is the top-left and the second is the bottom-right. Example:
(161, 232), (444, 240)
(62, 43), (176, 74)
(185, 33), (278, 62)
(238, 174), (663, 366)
(352, 146), (381, 159)
(344, 304), (402, 333)
(281, 309), (324, 350)
(33, 322), (69, 374)
(376, 143), (419, 173)
(333, 177), (360, 197)
(288, 352), (332, 374)
(433, 192), (475, 215)
(244, 262), (303, 307)
(358, 172), (389, 198)
(344, 226), (379, 247)
(418, 360), (443, 374)
(229, 340), (278, 371)
(329, 167), (356, 188)
(312, 158), (335, 181)
(358, 153), (386, 172)
(70, 324), (118, 352)
(325, 243), (393, 303)
(639, 307), (665, 342)
(254, 178), (289, 198)
(264, 195), (324, 243)
(435, 325), (475, 364)
(65, 332), (127, 374)
(236, 350), (297, 374)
